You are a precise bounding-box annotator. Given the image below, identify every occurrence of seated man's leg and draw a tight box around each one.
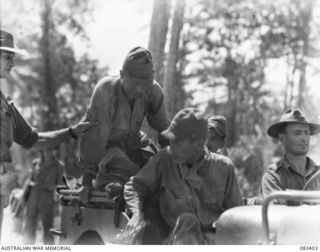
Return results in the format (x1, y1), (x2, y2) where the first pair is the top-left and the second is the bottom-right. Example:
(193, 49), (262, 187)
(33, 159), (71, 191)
(126, 131), (158, 168)
(167, 213), (206, 245)
(96, 146), (140, 197)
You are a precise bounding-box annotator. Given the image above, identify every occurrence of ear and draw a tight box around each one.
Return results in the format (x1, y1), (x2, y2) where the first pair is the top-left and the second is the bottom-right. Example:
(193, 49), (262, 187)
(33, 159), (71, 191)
(197, 139), (205, 149)
(278, 133), (285, 143)
(222, 138), (226, 147)
(120, 70), (124, 78)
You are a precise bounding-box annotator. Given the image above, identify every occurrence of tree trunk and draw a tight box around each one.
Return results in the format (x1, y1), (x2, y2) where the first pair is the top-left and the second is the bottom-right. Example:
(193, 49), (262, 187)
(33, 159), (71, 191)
(40, 0), (59, 131)
(142, 0), (172, 144)
(163, 0), (185, 117)
(297, 2), (312, 109)
(148, 0), (172, 85)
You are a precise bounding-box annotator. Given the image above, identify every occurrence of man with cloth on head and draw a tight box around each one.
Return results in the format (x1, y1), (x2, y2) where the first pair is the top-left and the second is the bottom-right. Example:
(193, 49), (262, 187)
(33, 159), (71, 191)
(122, 108), (243, 244)
(262, 108), (320, 205)
(79, 47), (170, 201)
(0, 29), (97, 240)
(205, 115), (227, 154)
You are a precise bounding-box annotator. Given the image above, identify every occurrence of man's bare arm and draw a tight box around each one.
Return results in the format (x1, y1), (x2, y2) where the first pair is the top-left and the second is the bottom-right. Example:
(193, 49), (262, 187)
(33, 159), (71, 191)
(31, 121), (97, 151)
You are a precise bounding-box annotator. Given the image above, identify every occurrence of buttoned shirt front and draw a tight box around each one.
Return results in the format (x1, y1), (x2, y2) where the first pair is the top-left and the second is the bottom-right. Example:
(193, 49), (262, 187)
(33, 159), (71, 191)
(124, 147), (244, 228)
(261, 156), (320, 205)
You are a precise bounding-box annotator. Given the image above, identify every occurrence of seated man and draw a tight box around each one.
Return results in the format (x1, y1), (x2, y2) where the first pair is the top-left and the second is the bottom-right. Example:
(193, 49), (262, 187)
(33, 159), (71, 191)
(205, 115), (227, 154)
(122, 108), (243, 245)
(262, 108), (320, 205)
(79, 47), (170, 200)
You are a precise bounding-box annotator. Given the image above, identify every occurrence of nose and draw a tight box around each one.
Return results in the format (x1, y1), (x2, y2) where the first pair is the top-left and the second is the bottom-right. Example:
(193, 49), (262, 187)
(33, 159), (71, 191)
(301, 132), (310, 143)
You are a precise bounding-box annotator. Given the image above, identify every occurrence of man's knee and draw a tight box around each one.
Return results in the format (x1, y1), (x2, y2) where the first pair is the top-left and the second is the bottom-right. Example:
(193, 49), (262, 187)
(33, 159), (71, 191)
(97, 147), (139, 187)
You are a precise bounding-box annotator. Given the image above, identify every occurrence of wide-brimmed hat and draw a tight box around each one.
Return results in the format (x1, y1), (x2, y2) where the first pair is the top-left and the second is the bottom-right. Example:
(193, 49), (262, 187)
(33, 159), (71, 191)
(208, 115), (227, 139)
(161, 107), (208, 141)
(267, 108), (320, 138)
(0, 30), (27, 55)
(122, 46), (154, 79)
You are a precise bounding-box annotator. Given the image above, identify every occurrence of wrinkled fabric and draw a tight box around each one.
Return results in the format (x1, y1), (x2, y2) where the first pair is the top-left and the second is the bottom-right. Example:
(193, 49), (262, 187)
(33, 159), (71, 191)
(79, 76), (170, 175)
(304, 170), (320, 191)
(96, 131), (158, 190)
(261, 156), (320, 205)
(0, 91), (38, 163)
(124, 147), (243, 244)
(167, 213), (207, 245)
(0, 105), (13, 162)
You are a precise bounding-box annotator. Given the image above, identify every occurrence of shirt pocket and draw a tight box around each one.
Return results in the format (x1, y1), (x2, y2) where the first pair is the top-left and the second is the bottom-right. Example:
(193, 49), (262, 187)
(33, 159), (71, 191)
(202, 189), (224, 211)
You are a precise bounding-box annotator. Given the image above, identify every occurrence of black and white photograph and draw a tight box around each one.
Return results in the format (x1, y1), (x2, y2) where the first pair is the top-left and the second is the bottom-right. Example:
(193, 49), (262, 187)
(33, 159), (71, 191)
(1, 0), (320, 250)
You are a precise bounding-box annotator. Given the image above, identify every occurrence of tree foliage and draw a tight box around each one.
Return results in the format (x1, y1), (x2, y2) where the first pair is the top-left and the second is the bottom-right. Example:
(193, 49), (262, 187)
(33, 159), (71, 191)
(2, 0), (108, 175)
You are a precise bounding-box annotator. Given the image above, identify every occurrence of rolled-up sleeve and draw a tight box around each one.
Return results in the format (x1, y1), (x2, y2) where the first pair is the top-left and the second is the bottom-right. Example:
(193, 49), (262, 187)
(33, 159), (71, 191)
(146, 82), (170, 147)
(11, 103), (38, 149)
(79, 78), (115, 175)
(261, 170), (287, 204)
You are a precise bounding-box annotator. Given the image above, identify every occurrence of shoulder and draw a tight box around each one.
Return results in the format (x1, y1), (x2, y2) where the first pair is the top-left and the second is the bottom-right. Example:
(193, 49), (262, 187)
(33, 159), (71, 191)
(90, 76), (120, 106)
(209, 152), (235, 169)
(148, 80), (164, 97)
(265, 159), (283, 174)
(95, 76), (120, 92)
(262, 161), (283, 182)
(207, 152), (237, 177)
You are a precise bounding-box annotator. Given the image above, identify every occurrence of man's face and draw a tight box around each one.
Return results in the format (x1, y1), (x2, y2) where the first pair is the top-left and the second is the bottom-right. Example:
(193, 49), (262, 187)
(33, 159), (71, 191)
(0, 51), (15, 78)
(121, 71), (153, 99)
(279, 123), (311, 156)
(169, 137), (200, 164)
(205, 128), (225, 153)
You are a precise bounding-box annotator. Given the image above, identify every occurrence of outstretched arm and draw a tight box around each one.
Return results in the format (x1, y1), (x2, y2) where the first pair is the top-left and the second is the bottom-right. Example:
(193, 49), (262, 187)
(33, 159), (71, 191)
(31, 121), (97, 151)
(7, 98), (97, 151)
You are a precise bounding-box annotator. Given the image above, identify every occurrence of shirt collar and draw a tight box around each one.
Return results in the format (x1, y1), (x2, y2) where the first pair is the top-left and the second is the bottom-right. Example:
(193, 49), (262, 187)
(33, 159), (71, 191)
(278, 155), (319, 177)
(179, 147), (210, 173)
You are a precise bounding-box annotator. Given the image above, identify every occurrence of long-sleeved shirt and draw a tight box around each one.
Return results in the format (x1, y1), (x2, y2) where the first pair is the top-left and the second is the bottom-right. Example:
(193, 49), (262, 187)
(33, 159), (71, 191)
(261, 156), (320, 205)
(79, 76), (170, 175)
(124, 147), (244, 228)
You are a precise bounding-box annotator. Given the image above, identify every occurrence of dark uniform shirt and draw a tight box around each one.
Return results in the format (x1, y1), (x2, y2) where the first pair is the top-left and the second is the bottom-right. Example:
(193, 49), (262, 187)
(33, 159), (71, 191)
(261, 156), (320, 205)
(0, 91), (38, 163)
(124, 147), (244, 228)
(32, 158), (64, 192)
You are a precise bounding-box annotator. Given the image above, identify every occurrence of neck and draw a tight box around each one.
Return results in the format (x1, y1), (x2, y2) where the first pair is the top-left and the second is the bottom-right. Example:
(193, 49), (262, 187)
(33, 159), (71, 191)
(285, 152), (307, 175)
(186, 149), (204, 167)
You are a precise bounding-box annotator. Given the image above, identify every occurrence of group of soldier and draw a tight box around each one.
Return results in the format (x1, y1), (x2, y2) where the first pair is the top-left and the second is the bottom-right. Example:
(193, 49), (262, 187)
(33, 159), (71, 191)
(1, 29), (320, 245)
